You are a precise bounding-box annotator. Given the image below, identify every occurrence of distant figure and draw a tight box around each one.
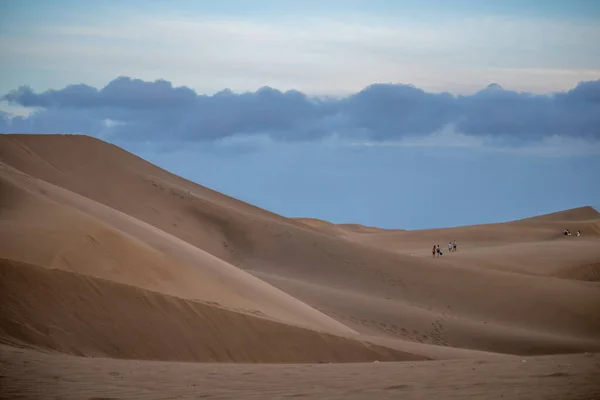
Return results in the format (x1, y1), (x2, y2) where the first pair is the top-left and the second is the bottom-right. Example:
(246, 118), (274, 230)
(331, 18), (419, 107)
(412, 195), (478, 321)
(432, 245), (436, 257)
(577, 230), (581, 237)
(448, 242), (453, 253)
(437, 245), (443, 256)
(453, 240), (457, 252)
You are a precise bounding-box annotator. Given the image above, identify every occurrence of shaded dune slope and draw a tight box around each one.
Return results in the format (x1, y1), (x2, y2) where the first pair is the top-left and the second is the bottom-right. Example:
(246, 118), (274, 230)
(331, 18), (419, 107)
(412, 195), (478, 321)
(0, 258), (420, 363)
(0, 163), (356, 337)
(1, 134), (600, 360)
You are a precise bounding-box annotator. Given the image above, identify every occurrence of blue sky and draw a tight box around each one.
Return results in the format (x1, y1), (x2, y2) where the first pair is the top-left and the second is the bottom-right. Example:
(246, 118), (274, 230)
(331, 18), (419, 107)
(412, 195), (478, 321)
(1, 0), (599, 229)
(2, 0), (600, 95)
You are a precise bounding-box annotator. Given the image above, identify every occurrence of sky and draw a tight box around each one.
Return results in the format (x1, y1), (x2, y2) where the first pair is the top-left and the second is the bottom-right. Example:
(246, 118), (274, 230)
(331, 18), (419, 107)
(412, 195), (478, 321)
(1, 0), (599, 229)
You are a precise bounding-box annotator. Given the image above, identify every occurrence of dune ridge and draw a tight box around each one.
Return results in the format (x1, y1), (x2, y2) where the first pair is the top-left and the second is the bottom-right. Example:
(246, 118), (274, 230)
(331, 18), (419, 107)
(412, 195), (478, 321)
(0, 258), (420, 363)
(294, 217), (397, 236)
(0, 160), (358, 337)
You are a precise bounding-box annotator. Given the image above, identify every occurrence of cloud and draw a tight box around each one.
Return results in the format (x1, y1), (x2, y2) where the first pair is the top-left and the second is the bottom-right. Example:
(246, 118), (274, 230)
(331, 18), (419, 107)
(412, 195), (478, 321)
(3, 77), (197, 109)
(2, 77), (600, 147)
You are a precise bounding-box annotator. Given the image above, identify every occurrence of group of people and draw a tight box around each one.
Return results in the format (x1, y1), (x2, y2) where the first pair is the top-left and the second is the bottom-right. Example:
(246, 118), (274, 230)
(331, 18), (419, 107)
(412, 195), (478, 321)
(563, 229), (581, 237)
(432, 241), (457, 257)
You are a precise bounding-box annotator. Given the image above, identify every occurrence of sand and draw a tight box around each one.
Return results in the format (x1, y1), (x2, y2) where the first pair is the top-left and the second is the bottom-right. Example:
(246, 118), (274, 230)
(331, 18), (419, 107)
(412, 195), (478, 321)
(2, 345), (600, 400)
(1, 133), (600, 398)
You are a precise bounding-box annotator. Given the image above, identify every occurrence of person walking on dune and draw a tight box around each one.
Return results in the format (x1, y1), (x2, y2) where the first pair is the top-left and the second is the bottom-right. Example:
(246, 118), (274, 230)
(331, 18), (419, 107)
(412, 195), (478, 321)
(453, 240), (457, 252)
(448, 241), (453, 253)
(432, 245), (436, 257)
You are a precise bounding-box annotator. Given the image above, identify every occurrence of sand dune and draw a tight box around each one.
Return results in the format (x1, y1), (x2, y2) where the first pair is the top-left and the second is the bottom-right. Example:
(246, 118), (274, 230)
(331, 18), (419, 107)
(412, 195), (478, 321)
(0, 162), (356, 336)
(294, 217), (396, 236)
(517, 206), (600, 223)
(0, 258), (417, 363)
(346, 212), (600, 254)
(1, 133), (600, 398)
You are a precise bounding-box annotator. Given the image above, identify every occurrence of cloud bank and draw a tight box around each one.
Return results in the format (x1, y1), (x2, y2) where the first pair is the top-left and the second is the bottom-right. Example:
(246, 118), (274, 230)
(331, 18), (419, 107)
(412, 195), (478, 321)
(2, 77), (600, 145)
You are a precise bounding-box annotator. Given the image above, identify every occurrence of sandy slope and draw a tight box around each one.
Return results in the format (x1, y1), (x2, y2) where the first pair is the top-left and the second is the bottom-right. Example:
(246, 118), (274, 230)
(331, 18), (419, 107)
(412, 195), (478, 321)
(0, 259), (416, 363)
(1, 133), (600, 397)
(343, 211), (600, 255)
(0, 161), (355, 337)
(294, 217), (395, 237)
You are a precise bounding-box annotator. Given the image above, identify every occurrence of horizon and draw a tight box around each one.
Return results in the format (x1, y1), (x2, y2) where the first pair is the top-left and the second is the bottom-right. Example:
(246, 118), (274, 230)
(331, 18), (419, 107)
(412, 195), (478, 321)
(1, 0), (599, 229)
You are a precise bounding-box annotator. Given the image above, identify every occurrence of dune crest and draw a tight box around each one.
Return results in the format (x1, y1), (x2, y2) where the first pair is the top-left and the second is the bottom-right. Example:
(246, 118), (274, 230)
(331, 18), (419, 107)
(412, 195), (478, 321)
(0, 160), (357, 337)
(0, 258), (419, 363)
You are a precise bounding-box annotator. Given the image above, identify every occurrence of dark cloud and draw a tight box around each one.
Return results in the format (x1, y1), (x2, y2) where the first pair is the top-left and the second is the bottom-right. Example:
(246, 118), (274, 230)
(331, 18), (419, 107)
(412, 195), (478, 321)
(344, 84), (457, 139)
(2, 77), (600, 142)
(2, 77), (197, 110)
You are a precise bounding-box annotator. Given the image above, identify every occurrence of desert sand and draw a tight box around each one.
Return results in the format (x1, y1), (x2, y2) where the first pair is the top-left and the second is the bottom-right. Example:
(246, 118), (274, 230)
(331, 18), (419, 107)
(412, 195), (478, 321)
(1, 133), (599, 399)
